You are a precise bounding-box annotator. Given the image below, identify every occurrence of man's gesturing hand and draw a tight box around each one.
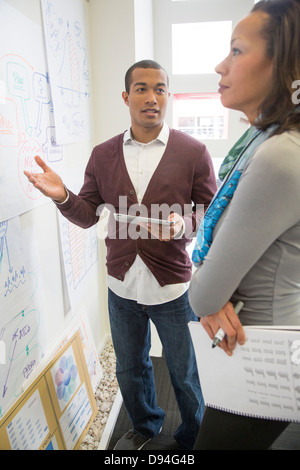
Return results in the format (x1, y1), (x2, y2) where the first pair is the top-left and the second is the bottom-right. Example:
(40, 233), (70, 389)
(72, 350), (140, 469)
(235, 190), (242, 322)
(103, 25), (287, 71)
(24, 156), (67, 203)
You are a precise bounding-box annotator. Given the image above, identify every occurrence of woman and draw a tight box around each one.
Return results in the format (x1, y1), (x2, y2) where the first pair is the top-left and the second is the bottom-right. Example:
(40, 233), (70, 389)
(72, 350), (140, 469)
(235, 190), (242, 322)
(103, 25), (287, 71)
(189, 0), (300, 450)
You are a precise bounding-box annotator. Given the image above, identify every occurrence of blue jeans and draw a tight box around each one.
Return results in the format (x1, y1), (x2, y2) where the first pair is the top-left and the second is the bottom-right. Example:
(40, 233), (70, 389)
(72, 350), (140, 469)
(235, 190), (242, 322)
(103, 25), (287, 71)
(108, 289), (205, 449)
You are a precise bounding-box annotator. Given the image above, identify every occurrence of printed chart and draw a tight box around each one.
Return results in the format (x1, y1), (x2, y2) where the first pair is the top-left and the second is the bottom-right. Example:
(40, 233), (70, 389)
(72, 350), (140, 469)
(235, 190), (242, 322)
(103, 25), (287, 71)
(58, 213), (98, 312)
(52, 346), (80, 412)
(54, 313), (103, 393)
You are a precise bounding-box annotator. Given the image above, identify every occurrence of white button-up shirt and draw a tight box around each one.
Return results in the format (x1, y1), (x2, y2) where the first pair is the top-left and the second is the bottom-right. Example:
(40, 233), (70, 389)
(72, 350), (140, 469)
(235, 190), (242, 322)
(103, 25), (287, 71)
(107, 123), (188, 305)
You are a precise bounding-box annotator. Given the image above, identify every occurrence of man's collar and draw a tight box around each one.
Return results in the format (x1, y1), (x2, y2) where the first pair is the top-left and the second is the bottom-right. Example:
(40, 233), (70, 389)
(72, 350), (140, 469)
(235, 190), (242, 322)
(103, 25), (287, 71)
(124, 122), (169, 145)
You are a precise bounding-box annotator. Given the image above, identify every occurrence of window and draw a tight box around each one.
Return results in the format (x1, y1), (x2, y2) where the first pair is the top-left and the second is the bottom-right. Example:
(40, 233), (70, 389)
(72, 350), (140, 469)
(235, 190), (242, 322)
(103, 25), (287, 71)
(172, 21), (232, 74)
(173, 93), (228, 140)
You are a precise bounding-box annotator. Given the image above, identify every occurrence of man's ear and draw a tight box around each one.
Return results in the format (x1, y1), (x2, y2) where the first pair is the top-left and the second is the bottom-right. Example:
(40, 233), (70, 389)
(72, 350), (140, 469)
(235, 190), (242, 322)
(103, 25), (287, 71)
(122, 91), (129, 107)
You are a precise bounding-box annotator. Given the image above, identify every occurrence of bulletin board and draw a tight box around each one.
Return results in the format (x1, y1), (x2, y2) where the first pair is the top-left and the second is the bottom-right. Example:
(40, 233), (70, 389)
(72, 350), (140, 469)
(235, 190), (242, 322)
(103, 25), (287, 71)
(0, 331), (98, 450)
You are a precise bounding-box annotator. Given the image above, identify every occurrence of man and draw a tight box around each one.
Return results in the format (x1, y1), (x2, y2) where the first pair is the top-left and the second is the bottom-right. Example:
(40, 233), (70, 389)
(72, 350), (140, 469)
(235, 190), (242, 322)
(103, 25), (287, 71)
(25, 60), (217, 449)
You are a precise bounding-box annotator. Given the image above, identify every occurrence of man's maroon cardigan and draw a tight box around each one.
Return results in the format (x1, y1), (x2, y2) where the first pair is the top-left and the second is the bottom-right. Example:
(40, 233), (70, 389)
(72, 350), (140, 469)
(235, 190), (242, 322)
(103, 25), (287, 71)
(55, 129), (217, 287)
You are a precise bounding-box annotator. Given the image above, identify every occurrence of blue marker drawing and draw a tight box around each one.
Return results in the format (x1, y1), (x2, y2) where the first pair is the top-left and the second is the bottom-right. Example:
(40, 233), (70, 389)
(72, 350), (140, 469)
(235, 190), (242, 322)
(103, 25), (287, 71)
(33, 72), (51, 137)
(6, 61), (33, 137)
(0, 221), (12, 276)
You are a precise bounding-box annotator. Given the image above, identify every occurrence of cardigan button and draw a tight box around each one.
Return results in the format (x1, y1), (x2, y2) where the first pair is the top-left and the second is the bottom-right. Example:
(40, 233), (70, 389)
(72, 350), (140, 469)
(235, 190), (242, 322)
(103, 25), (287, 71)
(130, 189), (135, 195)
(124, 261), (130, 267)
(118, 275), (124, 281)
(137, 249), (142, 254)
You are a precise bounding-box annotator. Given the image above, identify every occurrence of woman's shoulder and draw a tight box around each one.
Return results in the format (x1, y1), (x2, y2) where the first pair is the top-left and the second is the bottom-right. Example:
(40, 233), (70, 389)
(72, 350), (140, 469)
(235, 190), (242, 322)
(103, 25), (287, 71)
(240, 130), (300, 198)
(252, 130), (300, 171)
(259, 129), (300, 154)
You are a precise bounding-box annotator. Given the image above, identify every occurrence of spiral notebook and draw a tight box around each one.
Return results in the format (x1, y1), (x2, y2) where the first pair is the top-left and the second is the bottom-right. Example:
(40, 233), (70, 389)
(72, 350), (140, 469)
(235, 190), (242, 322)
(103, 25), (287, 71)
(189, 323), (300, 422)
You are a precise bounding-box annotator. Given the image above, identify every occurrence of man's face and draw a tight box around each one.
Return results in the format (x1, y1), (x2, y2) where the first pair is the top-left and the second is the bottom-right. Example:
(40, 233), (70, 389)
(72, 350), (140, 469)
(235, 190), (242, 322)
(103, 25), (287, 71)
(122, 67), (170, 139)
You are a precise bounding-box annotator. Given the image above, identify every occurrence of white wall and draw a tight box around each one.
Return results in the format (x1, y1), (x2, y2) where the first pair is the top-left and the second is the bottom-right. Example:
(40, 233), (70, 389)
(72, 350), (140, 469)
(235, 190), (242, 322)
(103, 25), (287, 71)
(134, 0), (154, 61)
(88, 0), (136, 143)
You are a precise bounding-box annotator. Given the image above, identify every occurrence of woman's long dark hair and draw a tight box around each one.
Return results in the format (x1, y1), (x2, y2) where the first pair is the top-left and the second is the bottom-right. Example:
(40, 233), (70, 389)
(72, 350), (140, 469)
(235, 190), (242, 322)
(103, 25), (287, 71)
(252, 0), (300, 134)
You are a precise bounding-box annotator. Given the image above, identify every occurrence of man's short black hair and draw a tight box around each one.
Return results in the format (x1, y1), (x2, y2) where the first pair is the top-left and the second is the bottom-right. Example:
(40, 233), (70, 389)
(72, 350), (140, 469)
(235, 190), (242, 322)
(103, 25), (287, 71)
(125, 60), (169, 93)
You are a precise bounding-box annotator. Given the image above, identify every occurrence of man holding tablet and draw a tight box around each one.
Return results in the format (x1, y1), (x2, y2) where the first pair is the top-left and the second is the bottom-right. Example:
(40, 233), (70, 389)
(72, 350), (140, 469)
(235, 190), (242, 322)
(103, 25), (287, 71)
(24, 60), (217, 450)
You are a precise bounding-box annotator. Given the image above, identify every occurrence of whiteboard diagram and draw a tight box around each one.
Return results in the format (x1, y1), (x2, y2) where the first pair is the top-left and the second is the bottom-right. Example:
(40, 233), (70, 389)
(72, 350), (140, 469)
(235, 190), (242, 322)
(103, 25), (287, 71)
(0, 3), (65, 222)
(0, 217), (47, 418)
(41, 0), (92, 145)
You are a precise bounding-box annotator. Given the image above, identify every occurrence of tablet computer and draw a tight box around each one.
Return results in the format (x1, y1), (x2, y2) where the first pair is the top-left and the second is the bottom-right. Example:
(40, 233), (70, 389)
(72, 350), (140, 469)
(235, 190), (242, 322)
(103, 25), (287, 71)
(114, 213), (175, 226)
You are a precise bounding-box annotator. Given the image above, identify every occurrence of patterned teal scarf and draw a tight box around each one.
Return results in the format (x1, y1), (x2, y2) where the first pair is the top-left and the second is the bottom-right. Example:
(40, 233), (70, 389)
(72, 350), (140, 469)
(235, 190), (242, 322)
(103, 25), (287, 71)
(192, 125), (275, 266)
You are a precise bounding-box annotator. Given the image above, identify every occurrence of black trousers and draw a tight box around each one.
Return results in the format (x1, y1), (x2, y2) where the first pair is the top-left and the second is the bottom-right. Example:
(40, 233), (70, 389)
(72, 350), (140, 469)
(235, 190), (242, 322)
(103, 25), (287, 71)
(193, 406), (289, 450)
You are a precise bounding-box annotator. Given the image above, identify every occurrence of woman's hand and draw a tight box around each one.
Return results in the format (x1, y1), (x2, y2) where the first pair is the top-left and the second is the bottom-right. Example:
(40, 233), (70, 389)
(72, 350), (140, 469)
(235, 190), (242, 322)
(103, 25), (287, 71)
(200, 301), (246, 356)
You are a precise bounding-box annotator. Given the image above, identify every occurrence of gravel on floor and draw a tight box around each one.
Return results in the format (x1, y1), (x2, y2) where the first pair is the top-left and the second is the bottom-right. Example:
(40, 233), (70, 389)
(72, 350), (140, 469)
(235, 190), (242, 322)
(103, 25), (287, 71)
(80, 340), (118, 450)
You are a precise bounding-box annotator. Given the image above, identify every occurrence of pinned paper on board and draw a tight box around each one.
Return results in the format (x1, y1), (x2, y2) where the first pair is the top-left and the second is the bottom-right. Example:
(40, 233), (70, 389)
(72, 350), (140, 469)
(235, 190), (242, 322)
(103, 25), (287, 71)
(0, 2), (65, 222)
(41, 0), (92, 144)
(0, 217), (47, 419)
(54, 312), (103, 393)
(58, 213), (98, 312)
(51, 346), (80, 412)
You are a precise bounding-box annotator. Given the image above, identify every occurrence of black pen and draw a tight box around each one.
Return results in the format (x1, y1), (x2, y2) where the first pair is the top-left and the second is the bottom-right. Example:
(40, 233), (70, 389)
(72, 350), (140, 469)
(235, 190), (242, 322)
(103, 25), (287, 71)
(212, 301), (244, 348)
